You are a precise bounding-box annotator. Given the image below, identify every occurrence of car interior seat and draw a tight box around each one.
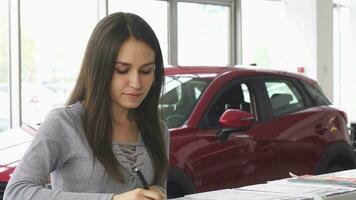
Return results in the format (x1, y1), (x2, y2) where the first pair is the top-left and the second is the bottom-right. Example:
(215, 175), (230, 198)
(270, 93), (293, 116)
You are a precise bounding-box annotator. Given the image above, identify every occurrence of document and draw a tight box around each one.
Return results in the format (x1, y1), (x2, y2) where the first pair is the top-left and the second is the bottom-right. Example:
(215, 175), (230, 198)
(171, 170), (356, 200)
(184, 188), (310, 200)
(239, 182), (354, 198)
(287, 169), (356, 188)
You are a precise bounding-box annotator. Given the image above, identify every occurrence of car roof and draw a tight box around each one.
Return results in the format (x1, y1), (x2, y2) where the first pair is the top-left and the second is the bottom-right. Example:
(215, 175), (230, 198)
(164, 65), (317, 85)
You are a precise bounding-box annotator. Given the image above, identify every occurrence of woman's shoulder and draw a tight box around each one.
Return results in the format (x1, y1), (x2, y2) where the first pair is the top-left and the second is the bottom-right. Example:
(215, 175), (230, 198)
(45, 101), (83, 122)
(38, 102), (84, 139)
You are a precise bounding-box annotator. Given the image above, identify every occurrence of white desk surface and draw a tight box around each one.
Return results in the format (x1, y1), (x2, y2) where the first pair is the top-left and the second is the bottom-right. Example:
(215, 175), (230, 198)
(327, 190), (356, 200)
(170, 190), (356, 200)
(169, 169), (356, 200)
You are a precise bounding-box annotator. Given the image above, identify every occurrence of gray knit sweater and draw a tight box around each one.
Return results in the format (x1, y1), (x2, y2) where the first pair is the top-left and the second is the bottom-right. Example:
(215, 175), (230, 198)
(4, 102), (170, 200)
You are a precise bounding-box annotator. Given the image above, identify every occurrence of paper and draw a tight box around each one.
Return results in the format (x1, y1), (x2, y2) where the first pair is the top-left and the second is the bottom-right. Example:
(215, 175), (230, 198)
(288, 174), (356, 188)
(239, 182), (354, 198)
(268, 178), (356, 189)
(184, 188), (310, 200)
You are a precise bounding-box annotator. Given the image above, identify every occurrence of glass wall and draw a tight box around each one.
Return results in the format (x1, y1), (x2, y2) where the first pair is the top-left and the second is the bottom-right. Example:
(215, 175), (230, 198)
(2, 0), (234, 128)
(177, 2), (229, 66)
(0, 0), (10, 132)
(109, 0), (168, 65)
(241, 0), (317, 79)
(333, 0), (356, 122)
(241, 0), (287, 68)
(20, 0), (97, 124)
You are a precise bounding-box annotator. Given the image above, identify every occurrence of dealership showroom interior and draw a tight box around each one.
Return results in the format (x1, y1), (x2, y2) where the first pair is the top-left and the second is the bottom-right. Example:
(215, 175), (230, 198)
(1, 0), (356, 200)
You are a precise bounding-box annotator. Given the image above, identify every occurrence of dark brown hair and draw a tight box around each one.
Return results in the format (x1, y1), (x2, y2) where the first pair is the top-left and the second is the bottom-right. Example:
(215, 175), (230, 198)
(67, 12), (167, 184)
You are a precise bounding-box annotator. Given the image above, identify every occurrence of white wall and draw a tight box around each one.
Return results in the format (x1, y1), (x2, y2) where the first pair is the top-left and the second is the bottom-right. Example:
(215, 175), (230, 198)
(284, 0), (317, 79)
(334, 0), (356, 122)
(316, 0), (334, 101)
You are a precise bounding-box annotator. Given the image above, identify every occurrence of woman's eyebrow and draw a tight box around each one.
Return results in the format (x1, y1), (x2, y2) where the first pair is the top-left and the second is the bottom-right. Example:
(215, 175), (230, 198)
(115, 61), (155, 67)
(115, 61), (131, 66)
(141, 61), (155, 67)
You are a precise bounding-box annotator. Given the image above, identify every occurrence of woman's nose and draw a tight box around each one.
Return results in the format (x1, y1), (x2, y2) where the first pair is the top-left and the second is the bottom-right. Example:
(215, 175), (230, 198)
(128, 72), (142, 89)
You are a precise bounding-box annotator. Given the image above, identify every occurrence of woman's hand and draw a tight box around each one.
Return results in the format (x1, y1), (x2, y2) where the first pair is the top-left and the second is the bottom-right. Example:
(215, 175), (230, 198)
(112, 187), (165, 200)
(148, 185), (167, 200)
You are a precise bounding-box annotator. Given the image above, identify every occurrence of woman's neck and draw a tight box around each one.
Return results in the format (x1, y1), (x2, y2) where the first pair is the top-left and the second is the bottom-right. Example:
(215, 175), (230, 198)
(111, 104), (139, 143)
(112, 120), (139, 143)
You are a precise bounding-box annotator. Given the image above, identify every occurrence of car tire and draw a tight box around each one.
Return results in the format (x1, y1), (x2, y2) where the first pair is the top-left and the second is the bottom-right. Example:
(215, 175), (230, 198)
(167, 167), (196, 199)
(315, 141), (356, 174)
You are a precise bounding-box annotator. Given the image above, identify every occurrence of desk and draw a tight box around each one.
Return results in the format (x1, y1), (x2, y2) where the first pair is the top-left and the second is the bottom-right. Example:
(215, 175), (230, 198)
(170, 192), (356, 200)
(170, 169), (356, 200)
(172, 193), (356, 200)
(327, 191), (356, 200)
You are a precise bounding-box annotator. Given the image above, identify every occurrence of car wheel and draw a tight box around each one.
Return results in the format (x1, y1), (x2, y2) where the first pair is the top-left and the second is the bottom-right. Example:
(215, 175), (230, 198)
(325, 164), (348, 173)
(167, 167), (196, 198)
(167, 181), (187, 199)
(315, 141), (356, 174)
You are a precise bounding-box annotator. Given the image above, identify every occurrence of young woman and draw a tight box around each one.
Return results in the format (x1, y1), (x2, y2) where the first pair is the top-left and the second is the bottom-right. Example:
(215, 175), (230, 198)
(4, 12), (169, 200)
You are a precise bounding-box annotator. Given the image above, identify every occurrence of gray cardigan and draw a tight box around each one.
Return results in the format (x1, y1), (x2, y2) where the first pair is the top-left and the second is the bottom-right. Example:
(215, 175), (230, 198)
(4, 102), (170, 200)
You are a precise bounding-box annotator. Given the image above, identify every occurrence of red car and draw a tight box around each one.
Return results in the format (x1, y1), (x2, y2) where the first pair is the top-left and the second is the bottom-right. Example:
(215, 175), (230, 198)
(0, 66), (355, 199)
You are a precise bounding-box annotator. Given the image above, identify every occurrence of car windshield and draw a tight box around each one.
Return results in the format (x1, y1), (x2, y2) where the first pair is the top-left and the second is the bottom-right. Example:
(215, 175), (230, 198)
(159, 76), (211, 129)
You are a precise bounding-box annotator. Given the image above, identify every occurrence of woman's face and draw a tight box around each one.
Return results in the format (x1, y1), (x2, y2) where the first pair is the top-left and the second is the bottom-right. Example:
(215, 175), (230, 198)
(111, 37), (155, 112)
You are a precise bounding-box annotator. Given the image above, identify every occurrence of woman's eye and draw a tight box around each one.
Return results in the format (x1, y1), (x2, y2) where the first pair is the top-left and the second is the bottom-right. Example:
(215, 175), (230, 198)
(115, 68), (128, 74)
(141, 68), (153, 74)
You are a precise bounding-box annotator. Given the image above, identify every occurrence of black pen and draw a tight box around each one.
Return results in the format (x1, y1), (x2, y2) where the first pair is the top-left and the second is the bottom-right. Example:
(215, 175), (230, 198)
(133, 167), (149, 189)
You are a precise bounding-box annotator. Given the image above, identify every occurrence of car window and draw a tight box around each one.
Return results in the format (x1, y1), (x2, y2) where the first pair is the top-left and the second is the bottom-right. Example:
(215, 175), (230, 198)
(301, 81), (331, 106)
(264, 79), (305, 117)
(160, 76), (211, 128)
(207, 82), (253, 127)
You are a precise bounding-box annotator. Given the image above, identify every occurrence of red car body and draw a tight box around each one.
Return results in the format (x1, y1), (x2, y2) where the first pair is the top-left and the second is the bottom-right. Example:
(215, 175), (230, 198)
(163, 66), (355, 197)
(0, 66), (355, 199)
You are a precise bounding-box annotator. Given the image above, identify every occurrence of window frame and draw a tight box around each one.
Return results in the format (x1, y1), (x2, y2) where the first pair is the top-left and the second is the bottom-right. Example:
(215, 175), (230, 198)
(300, 80), (331, 106)
(170, 0), (236, 65)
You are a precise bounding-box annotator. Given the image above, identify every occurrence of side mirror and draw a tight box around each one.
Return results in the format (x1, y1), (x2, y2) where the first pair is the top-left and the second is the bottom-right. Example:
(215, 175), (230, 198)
(217, 109), (255, 142)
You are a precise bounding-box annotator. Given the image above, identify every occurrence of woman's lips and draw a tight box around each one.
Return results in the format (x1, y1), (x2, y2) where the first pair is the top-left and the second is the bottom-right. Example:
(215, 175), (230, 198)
(123, 93), (142, 99)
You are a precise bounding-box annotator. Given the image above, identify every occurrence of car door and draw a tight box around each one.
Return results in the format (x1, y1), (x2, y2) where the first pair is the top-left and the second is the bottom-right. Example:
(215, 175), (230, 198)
(256, 77), (326, 177)
(194, 79), (279, 192)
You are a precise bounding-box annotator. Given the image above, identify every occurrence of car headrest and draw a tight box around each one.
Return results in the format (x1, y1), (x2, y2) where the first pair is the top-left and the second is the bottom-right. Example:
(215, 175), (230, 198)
(270, 93), (293, 110)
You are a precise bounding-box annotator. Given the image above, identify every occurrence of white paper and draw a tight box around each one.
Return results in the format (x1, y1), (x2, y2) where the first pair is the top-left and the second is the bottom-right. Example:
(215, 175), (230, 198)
(238, 182), (354, 198)
(323, 169), (356, 178)
(184, 188), (309, 200)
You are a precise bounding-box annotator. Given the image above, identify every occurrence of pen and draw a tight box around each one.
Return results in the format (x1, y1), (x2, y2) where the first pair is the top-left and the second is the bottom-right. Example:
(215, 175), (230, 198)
(133, 167), (149, 189)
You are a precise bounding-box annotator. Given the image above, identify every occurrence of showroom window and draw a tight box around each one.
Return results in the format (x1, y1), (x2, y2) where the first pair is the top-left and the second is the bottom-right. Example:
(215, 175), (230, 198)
(0, 0), (9, 132)
(241, 0), (317, 79)
(20, 0), (98, 125)
(2, 0), (235, 129)
(241, 0), (287, 68)
(177, 2), (230, 66)
(109, 0), (168, 65)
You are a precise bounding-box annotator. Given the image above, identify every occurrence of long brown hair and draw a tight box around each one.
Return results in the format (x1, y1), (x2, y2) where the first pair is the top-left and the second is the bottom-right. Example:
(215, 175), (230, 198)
(67, 12), (167, 184)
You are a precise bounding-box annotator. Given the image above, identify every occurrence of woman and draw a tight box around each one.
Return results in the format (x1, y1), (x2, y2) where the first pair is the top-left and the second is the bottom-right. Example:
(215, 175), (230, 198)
(4, 12), (169, 200)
